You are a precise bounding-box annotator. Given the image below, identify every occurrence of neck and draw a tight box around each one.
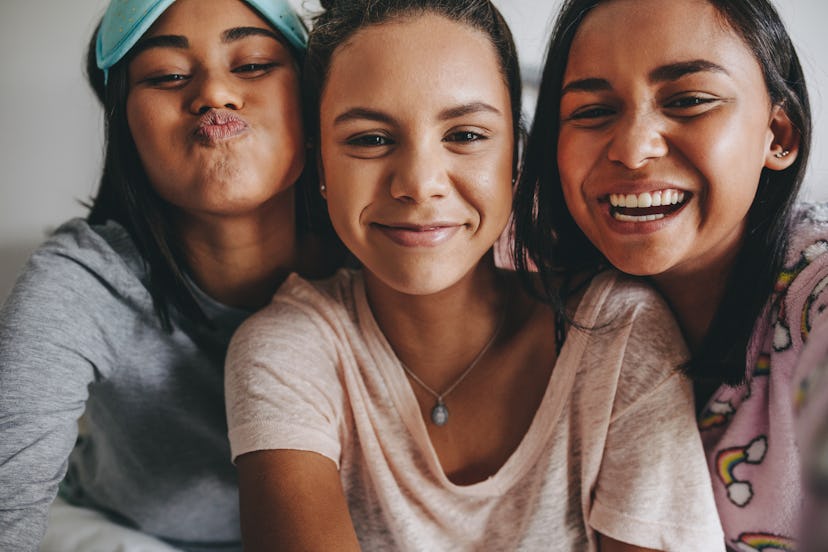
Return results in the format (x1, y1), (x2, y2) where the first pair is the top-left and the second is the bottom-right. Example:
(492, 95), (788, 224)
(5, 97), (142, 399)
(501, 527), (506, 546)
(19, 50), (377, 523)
(365, 255), (507, 391)
(176, 192), (300, 310)
(652, 237), (743, 354)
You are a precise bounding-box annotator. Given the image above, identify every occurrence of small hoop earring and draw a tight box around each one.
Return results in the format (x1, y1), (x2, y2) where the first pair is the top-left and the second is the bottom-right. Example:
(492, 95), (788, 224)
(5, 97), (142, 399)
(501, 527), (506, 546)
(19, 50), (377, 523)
(774, 149), (791, 159)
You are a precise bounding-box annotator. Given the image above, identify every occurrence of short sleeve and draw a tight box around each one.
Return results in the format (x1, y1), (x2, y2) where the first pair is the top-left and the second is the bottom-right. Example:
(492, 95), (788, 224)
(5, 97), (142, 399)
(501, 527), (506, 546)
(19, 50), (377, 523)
(224, 279), (347, 466)
(588, 282), (725, 551)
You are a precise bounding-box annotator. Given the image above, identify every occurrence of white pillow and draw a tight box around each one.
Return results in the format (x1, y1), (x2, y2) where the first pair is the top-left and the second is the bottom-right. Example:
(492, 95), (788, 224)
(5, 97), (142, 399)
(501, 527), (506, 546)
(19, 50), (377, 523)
(40, 497), (182, 552)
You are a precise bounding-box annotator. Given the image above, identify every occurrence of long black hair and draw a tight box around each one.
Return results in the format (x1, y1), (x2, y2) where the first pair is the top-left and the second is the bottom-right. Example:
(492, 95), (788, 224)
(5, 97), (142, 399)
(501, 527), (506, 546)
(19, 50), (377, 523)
(84, 22), (333, 331)
(513, 0), (812, 385)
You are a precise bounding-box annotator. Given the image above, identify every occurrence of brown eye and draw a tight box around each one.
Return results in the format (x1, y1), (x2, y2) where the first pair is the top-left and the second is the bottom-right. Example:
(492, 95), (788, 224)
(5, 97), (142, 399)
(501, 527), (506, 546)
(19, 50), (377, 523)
(444, 131), (485, 143)
(232, 62), (279, 77)
(569, 106), (614, 120)
(141, 73), (191, 88)
(346, 134), (393, 147)
(666, 96), (715, 108)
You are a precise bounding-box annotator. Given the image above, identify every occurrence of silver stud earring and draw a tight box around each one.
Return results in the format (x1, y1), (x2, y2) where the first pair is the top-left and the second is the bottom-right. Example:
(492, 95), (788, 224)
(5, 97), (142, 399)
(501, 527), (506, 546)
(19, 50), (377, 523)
(774, 149), (791, 159)
(320, 183), (327, 194)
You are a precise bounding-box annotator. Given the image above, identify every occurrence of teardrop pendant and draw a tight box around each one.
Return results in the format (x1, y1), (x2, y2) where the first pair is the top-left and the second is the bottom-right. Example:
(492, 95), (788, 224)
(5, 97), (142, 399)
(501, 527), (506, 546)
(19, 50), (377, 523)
(431, 400), (449, 426)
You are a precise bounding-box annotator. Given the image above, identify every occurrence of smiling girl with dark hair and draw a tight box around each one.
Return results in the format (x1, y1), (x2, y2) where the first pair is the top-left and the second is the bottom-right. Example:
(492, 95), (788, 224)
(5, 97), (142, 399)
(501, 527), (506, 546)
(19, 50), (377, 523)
(224, 1), (723, 550)
(515, 0), (828, 547)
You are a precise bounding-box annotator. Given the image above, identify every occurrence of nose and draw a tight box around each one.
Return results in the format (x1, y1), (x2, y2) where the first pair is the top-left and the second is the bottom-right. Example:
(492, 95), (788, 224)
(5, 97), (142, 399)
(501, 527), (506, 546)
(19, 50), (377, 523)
(389, 143), (451, 203)
(606, 109), (668, 169)
(188, 71), (243, 114)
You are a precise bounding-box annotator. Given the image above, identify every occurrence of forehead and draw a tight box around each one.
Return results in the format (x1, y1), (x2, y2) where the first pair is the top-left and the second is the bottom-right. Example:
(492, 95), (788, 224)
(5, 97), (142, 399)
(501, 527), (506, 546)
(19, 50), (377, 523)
(567, 0), (759, 82)
(321, 13), (509, 114)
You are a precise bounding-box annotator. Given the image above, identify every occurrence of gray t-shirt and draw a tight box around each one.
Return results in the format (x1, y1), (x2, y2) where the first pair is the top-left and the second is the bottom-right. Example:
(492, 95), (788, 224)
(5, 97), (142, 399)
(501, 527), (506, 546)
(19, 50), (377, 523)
(0, 218), (249, 552)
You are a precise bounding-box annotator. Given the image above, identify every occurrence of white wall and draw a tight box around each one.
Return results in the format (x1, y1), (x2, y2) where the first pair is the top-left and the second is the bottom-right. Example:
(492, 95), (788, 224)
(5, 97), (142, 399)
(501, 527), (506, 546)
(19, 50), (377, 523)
(2, 0), (827, 300)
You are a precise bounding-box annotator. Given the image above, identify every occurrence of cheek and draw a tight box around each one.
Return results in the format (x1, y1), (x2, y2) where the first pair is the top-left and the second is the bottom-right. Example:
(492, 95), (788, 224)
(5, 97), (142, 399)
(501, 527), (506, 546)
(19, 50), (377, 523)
(126, 96), (168, 162)
(459, 156), (513, 225)
(557, 157), (587, 219)
(263, 84), (304, 137)
(695, 117), (768, 209)
(321, 163), (368, 238)
(557, 133), (587, 197)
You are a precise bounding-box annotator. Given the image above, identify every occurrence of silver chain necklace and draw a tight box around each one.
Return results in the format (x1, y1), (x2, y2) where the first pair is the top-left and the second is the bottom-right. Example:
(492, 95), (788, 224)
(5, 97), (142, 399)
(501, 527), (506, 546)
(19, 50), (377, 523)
(399, 304), (508, 427)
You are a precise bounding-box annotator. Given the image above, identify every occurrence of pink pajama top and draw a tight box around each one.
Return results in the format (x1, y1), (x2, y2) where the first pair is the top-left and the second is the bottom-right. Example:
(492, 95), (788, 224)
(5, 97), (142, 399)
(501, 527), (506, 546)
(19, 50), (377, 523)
(697, 203), (828, 551)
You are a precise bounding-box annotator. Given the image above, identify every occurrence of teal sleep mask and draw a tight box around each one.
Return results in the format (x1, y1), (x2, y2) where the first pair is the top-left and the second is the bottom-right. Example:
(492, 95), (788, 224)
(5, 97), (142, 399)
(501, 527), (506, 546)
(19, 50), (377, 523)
(96, 0), (307, 82)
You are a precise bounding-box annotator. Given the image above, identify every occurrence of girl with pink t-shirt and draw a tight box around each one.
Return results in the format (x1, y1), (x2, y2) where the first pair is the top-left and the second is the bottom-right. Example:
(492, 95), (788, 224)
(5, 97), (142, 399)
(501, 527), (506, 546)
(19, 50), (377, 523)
(224, 1), (724, 551)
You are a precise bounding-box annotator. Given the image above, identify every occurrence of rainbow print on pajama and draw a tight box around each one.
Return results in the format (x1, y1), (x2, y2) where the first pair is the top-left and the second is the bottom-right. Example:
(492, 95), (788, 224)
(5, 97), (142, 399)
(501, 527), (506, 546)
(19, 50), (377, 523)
(753, 354), (770, 377)
(699, 399), (735, 431)
(731, 532), (795, 551)
(716, 436), (767, 507)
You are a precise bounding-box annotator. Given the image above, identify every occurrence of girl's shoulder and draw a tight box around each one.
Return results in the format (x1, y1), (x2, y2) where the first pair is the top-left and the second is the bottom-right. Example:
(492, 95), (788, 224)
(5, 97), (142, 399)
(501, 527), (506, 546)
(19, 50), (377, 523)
(787, 202), (828, 263)
(34, 217), (139, 270)
(578, 269), (673, 324)
(6, 218), (149, 312)
(272, 268), (362, 313)
(779, 202), (828, 293)
(236, 268), (364, 343)
(770, 202), (828, 353)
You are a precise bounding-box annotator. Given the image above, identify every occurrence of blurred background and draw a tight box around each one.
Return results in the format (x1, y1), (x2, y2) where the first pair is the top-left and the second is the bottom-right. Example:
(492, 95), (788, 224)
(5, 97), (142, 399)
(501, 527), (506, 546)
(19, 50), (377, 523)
(2, 0), (827, 301)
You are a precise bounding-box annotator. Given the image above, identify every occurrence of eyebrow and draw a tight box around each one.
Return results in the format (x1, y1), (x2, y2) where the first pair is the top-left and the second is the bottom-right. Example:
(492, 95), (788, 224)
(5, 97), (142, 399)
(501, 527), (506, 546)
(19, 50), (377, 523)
(649, 59), (729, 82)
(334, 108), (395, 126)
(561, 59), (730, 96)
(438, 102), (502, 120)
(222, 26), (283, 44)
(131, 35), (189, 57)
(131, 26), (281, 57)
(333, 102), (502, 126)
(560, 77), (612, 96)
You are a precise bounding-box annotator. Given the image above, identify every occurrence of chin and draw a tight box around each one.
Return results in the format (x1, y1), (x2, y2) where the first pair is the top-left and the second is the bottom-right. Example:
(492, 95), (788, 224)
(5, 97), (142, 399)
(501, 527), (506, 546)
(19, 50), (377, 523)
(372, 267), (465, 298)
(604, 253), (666, 278)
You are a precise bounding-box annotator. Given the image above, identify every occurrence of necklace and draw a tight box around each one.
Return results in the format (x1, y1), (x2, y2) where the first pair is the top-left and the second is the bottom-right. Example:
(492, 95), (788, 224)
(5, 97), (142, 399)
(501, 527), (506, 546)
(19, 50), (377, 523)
(399, 302), (508, 427)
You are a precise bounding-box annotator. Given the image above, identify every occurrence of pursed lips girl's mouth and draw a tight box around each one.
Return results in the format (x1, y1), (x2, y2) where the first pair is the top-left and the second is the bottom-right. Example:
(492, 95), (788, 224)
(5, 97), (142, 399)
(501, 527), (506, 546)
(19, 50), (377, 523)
(194, 109), (250, 143)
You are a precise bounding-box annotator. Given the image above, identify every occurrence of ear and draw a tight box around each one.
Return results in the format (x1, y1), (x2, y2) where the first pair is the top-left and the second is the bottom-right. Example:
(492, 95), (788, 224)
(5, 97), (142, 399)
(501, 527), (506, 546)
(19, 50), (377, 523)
(764, 103), (801, 171)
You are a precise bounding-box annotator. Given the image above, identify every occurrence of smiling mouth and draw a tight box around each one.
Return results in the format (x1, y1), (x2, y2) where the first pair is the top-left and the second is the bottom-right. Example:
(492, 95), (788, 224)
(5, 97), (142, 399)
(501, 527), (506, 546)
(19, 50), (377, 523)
(607, 189), (688, 222)
(372, 223), (462, 247)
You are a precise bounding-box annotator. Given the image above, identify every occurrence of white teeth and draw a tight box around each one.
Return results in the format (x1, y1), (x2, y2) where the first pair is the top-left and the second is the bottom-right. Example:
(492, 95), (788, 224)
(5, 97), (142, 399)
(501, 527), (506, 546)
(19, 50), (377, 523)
(614, 213), (666, 222)
(638, 193), (652, 208)
(608, 189), (687, 208)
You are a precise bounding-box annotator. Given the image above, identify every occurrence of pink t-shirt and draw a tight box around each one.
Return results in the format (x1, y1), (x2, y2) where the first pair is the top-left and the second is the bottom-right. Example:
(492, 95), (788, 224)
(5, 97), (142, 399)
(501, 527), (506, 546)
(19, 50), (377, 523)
(226, 269), (723, 551)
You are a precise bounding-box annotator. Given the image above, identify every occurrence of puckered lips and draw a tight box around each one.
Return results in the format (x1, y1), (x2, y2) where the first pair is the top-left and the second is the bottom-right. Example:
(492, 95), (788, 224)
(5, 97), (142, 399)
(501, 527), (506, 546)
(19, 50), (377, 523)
(371, 221), (463, 248)
(606, 188), (688, 222)
(194, 109), (249, 144)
